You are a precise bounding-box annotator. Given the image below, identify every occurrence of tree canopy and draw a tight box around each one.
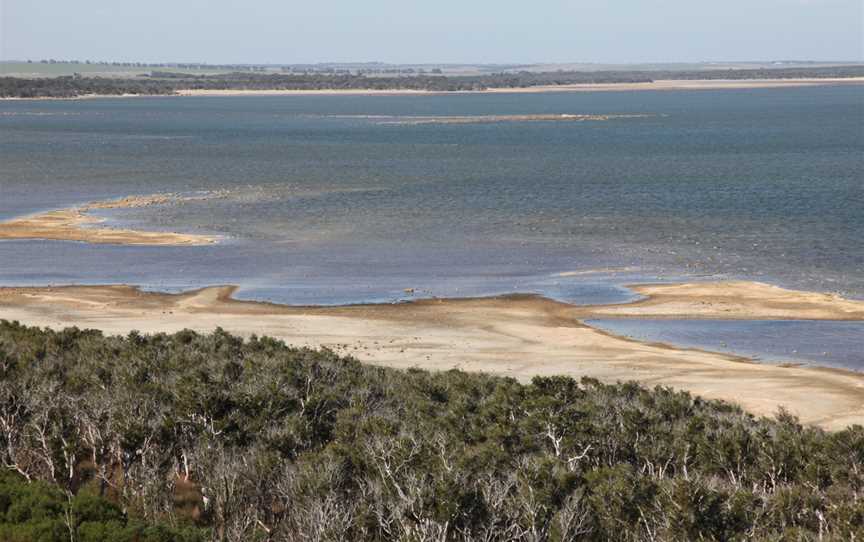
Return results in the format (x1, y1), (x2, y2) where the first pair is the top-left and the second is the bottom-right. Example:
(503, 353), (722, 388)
(0, 320), (861, 540)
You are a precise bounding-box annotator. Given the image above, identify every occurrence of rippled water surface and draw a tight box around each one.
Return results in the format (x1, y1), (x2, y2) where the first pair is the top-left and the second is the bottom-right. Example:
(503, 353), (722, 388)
(1, 86), (862, 365)
(2, 87), (862, 300)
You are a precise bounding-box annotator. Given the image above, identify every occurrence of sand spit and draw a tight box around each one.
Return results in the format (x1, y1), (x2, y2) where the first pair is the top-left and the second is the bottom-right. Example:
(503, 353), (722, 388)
(1, 280), (863, 430)
(340, 113), (657, 125)
(0, 194), (220, 246)
(576, 281), (864, 321)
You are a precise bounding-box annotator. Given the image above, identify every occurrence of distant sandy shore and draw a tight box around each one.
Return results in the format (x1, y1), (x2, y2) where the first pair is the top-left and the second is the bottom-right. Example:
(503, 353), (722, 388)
(0, 194), (219, 246)
(175, 78), (864, 97)
(3, 78), (861, 101)
(1, 280), (862, 430)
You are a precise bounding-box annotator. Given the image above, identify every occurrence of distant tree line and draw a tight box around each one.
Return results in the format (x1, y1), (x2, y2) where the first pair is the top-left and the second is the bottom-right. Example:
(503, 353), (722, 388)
(0, 321), (861, 541)
(0, 76), (178, 98)
(1, 65), (862, 98)
(26, 59), (271, 71)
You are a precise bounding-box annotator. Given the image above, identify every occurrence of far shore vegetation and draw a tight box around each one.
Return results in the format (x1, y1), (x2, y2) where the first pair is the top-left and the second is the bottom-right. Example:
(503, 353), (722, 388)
(0, 321), (861, 541)
(1, 65), (863, 98)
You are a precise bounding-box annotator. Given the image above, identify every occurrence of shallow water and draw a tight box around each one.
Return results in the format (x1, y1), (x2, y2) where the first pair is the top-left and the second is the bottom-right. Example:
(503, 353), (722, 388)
(2, 86), (863, 299)
(1, 86), (862, 366)
(587, 319), (864, 372)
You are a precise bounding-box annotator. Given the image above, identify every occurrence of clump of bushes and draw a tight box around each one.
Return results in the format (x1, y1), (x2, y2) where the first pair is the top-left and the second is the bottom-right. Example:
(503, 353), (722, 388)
(0, 470), (206, 541)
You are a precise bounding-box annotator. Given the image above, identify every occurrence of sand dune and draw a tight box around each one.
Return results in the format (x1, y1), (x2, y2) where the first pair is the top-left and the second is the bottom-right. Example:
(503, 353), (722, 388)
(0, 194), (219, 246)
(1, 280), (862, 430)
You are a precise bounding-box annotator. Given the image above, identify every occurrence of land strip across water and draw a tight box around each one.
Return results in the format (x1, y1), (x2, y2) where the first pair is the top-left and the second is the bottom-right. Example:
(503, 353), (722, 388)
(1, 280), (862, 430)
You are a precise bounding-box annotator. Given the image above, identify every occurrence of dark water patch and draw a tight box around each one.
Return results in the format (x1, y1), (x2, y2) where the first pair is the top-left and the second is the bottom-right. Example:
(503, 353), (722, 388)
(587, 319), (864, 372)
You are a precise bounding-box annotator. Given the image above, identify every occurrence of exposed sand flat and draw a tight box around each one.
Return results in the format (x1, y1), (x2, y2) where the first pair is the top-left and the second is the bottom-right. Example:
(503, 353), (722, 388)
(0, 194), (219, 246)
(172, 78), (864, 97)
(1, 281), (862, 430)
(314, 113), (654, 125)
(581, 281), (864, 321)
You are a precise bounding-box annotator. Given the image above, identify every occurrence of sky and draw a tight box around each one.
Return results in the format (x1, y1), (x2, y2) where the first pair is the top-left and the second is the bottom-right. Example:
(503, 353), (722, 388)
(1, 0), (862, 64)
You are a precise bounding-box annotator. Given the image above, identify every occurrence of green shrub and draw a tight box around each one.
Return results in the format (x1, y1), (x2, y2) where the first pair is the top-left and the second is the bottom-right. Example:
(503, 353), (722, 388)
(0, 320), (861, 541)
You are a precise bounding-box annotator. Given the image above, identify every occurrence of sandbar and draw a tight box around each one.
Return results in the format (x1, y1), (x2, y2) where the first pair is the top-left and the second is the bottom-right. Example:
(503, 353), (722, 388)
(1, 280), (862, 430)
(575, 281), (864, 321)
(0, 194), (219, 246)
(363, 113), (655, 125)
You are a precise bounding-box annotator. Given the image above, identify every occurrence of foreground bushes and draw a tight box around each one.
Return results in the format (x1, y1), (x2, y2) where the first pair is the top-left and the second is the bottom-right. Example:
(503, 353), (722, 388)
(0, 470), (206, 541)
(0, 320), (861, 541)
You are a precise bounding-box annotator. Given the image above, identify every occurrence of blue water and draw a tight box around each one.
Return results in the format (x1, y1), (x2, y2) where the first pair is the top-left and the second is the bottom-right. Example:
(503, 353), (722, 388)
(588, 319), (864, 372)
(1, 86), (862, 366)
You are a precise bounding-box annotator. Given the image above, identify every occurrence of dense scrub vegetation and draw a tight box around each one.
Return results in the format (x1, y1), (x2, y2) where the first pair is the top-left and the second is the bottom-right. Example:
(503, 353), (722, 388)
(0, 320), (861, 541)
(0, 470), (205, 541)
(2, 65), (863, 98)
(0, 76), (178, 98)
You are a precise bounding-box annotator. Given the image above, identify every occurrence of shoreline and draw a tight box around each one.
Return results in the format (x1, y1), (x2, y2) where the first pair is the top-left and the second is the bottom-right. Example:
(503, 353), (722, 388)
(177, 78), (864, 97)
(571, 281), (864, 321)
(1, 280), (862, 430)
(2, 78), (862, 101)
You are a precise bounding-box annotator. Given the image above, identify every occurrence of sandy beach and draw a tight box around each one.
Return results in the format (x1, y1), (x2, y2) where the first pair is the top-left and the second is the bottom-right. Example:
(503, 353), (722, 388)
(1, 280), (862, 430)
(0, 194), (219, 246)
(175, 78), (864, 97)
(578, 281), (864, 320)
(3, 78), (860, 102)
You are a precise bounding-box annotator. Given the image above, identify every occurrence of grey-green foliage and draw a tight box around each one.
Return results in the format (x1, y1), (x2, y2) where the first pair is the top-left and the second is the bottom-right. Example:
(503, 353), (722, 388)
(2, 65), (864, 97)
(0, 320), (861, 541)
(0, 469), (207, 542)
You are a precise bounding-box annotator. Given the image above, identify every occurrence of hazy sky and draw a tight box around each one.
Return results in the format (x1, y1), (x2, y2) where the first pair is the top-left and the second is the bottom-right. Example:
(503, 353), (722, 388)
(1, 0), (862, 64)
